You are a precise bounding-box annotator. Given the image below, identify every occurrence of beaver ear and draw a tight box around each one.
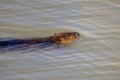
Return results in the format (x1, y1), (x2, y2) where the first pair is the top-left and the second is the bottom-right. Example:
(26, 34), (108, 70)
(57, 37), (61, 41)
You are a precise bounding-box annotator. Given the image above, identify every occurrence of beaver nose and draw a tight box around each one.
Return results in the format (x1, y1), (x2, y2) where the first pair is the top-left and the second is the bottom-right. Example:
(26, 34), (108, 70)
(75, 32), (80, 37)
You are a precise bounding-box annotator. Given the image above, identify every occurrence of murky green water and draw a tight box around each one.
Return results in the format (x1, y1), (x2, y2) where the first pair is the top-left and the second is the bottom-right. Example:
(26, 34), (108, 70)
(0, 0), (120, 80)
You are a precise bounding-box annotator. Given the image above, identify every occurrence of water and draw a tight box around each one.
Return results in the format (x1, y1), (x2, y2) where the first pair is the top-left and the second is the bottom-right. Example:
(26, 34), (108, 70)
(0, 0), (120, 80)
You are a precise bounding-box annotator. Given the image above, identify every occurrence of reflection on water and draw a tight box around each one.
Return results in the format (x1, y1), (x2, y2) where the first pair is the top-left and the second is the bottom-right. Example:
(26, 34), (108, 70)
(0, 0), (120, 80)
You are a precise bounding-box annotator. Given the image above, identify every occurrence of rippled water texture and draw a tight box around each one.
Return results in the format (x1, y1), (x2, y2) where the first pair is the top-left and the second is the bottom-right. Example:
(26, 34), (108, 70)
(0, 0), (120, 80)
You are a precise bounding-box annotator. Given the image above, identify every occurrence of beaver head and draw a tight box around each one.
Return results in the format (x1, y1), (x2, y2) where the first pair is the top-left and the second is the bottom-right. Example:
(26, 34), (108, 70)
(51, 32), (80, 44)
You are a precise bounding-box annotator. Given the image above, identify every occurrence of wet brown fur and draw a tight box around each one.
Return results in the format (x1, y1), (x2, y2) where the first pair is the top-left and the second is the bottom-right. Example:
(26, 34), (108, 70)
(0, 32), (80, 47)
(18, 32), (80, 44)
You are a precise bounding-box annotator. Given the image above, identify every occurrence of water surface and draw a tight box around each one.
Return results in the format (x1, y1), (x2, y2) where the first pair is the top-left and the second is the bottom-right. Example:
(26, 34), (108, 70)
(0, 0), (120, 80)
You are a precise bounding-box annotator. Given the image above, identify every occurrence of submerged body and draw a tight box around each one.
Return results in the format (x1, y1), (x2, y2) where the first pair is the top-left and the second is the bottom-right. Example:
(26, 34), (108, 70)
(0, 32), (80, 47)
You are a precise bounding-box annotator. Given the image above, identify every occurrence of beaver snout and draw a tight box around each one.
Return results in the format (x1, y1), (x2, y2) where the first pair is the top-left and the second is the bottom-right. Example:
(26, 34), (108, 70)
(73, 32), (80, 38)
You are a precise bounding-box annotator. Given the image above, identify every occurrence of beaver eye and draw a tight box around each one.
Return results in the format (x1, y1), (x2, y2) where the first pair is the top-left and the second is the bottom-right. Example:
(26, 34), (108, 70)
(57, 37), (61, 41)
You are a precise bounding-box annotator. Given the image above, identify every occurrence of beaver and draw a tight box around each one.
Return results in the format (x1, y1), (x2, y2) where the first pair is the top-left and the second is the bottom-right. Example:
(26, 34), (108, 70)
(0, 32), (80, 47)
